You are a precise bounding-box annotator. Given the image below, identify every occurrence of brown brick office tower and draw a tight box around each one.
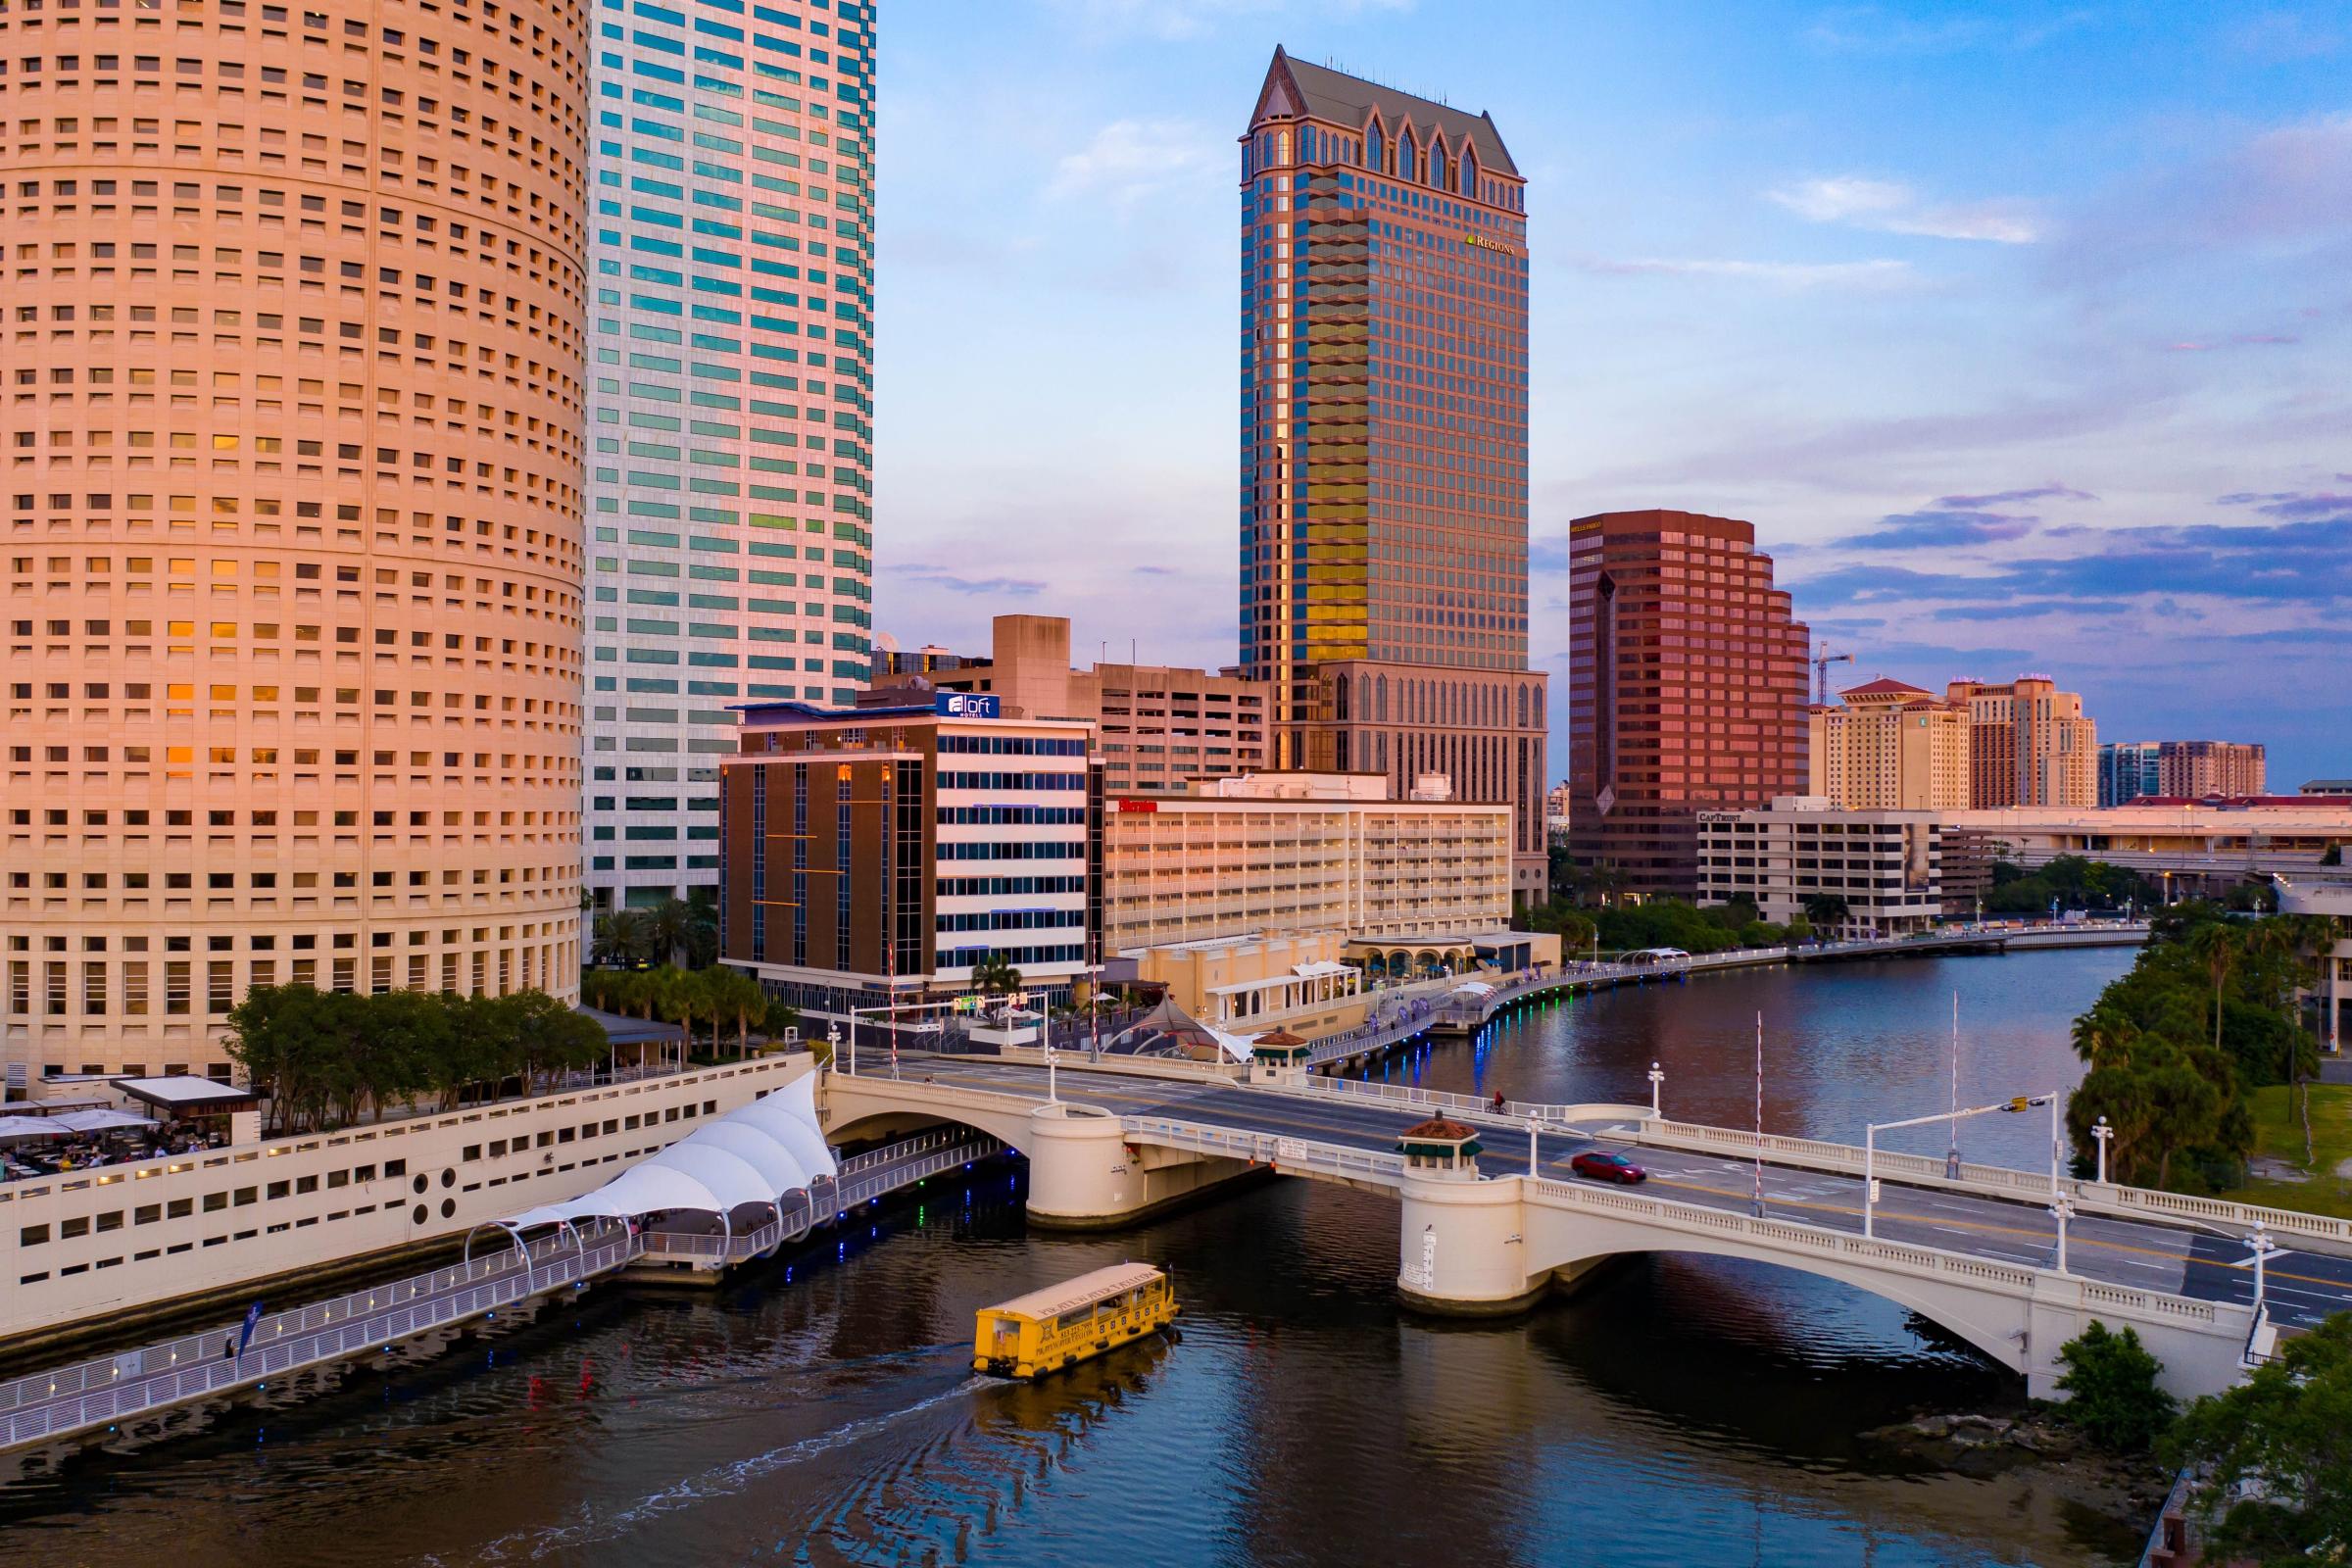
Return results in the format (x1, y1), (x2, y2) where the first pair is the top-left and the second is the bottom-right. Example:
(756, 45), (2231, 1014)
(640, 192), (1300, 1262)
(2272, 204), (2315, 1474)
(1237, 49), (1548, 903)
(0, 1), (590, 1082)
(1567, 510), (1809, 899)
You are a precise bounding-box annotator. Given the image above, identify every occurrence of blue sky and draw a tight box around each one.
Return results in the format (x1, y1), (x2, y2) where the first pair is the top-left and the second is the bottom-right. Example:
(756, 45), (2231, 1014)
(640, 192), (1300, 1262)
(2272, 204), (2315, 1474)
(871, 1), (2352, 788)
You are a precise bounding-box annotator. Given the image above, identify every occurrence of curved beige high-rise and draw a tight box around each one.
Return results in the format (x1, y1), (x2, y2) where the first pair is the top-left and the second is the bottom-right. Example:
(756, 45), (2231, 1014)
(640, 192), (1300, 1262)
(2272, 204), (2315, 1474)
(0, 0), (589, 1082)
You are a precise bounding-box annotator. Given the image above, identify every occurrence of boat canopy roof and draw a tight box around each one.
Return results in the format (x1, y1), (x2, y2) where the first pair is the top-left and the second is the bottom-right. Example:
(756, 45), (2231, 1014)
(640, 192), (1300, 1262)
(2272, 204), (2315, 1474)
(983, 1262), (1164, 1322)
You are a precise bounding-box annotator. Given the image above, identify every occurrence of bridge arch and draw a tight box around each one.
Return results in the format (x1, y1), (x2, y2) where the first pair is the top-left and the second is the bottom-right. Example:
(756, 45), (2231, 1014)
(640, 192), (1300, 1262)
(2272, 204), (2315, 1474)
(822, 1076), (1045, 1159)
(1515, 1209), (2031, 1376)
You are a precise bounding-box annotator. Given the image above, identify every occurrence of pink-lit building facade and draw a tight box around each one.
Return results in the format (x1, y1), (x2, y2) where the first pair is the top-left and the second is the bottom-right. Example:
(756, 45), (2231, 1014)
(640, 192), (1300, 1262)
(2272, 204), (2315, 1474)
(0, 1), (590, 1083)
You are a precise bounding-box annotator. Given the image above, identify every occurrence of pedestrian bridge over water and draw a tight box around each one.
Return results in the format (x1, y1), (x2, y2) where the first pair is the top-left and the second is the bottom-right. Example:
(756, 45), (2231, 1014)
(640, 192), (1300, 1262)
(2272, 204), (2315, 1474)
(824, 1057), (2343, 1401)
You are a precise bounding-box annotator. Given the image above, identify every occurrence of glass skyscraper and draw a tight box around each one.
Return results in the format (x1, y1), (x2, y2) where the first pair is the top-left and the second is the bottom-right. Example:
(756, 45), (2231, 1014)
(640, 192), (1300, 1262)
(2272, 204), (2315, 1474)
(1238, 49), (1549, 900)
(584, 0), (876, 911)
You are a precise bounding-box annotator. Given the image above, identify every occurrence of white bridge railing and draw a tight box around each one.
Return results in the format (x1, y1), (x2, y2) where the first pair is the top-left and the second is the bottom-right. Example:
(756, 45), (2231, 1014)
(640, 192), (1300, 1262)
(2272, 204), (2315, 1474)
(1270, 1073), (1652, 1132)
(1630, 1119), (2352, 1253)
(1121, 1117), (1408, 1187)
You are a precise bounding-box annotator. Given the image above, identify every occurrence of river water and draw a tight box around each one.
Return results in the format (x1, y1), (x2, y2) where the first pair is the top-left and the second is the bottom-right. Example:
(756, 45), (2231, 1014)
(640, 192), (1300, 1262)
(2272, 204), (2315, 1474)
(1, 949), (2142, 1567)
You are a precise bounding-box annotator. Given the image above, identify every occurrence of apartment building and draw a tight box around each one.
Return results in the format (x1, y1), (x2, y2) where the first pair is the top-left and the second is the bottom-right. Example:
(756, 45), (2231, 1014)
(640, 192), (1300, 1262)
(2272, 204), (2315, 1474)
(1946, 676), (2096, 808)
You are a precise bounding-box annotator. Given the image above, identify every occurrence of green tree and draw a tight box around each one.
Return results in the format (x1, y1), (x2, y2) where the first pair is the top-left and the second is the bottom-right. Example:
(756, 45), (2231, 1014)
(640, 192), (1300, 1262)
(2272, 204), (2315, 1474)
(507, 989), (609, 1093)
(2055, 1321), (2176, 1451)
(647, 898), (690, 967)
(2165, 1312), (2352, 1564)
(970, 951), (1023, 998)
(1802, 893), (1849, 932)
(2188, 921), (2239, 1059)
(681, 888), (721, 968)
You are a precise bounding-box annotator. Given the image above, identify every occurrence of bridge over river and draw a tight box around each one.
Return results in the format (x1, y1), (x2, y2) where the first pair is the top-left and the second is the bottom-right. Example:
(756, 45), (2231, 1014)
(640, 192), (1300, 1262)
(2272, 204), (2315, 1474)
(827, 1054), (2349, 1401)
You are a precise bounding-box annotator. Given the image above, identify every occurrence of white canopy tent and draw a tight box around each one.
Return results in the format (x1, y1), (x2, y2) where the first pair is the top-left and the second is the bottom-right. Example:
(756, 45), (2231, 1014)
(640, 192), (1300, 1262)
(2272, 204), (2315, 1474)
(485, 1069), (837, 1255)
(687, 1121), (813, 1198)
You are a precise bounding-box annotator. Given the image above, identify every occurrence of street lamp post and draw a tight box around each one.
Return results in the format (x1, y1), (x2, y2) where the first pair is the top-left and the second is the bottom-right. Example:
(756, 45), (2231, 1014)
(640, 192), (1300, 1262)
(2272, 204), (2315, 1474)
(828, 1022), (847, 1077)
(1647, 1061), (1664, 1118)
(2051, 1196), (2075, 1274)
(1527, 1117), (1544, 1179)
(1865, 1091), (2064, 1241)
(1045, 1034), (1057, 1104)
(2091, 1116), (2114, 1185)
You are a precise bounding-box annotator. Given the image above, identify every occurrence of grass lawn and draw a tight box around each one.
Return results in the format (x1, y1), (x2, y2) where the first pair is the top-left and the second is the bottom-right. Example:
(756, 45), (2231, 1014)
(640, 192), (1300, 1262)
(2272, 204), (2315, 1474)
(2222, 1082), (2352, 1220)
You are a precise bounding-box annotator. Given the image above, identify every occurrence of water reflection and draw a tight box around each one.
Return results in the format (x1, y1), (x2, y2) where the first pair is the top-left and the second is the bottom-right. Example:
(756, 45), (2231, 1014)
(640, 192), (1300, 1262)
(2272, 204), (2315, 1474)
(0, 952), (2142, 1566)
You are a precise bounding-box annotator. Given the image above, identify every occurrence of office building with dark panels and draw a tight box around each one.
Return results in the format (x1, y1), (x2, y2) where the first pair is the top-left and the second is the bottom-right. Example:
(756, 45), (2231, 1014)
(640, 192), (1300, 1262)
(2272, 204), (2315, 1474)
(1237, 49), (1547, 901)
(718, 692), (1102, 1030)
(1567, 510), (1809, 897)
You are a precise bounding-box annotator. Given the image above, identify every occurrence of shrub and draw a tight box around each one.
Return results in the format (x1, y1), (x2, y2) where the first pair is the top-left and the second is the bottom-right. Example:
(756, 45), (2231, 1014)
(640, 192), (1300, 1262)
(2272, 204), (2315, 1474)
(2056, 1321), (2176, 1451)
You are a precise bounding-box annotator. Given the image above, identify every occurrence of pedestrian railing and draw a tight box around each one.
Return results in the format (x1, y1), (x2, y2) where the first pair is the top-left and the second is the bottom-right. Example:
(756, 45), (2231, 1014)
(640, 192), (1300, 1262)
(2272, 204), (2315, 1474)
(0, 1127), (1006, 1454)
(1269, 1074), (1652, 1132)
(1119, 1117), (1408, 1187)
(0, 1224), (635, 1453)
(636, 1135), (1001, 1264)
(1627, 1118), (2352, 1253)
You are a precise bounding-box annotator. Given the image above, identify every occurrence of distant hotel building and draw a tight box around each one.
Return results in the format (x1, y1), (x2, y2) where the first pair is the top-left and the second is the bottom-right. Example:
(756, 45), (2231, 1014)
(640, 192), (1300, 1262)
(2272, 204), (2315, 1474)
(2159, 740), (2266, 800)
(1810, 679), (1972, 809)
(929, 616), (1269, 797)
(1102, 772), (1513, 955)
(1237, 50), (1548, 901)
(718, 693), (1102, 1029)
(1, 0), (590, 1082)
(584, 5), (878, 912)
(1567, 511), (1810, 898)
(1946, 676), (2096, 808)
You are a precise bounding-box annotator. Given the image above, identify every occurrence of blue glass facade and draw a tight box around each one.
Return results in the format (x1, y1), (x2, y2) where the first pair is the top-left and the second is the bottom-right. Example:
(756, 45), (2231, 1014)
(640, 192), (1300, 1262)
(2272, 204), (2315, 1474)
(585, 0), (875, 908)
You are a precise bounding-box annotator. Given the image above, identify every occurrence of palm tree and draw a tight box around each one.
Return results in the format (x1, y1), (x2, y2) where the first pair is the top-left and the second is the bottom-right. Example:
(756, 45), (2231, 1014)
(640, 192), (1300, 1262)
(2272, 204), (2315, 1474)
(596, 908), (654, 969)
(1802, 893), (1850, 934)
(682, 889), (720, 968)
(709, 967), (768, 1058)
(647, 898), (690, 967)
(970, 951), (1023, 999)
(2188, 921), (2238, 1058)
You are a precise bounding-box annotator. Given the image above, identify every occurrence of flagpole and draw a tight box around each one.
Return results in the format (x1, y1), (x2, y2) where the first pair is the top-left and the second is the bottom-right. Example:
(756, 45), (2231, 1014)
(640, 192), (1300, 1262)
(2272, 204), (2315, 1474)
(1946, 991), (1962, 1180)
(1752, 1011), (1765, 1218)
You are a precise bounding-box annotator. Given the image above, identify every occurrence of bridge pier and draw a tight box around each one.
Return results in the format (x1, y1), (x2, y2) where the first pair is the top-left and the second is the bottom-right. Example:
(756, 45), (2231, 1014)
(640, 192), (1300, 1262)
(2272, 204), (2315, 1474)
(1023, 1102), (1256, 1231)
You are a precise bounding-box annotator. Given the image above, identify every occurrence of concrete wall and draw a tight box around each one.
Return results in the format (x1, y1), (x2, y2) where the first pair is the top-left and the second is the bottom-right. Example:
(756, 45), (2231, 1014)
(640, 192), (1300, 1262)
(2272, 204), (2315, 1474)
(0, 1055), (809, 1348)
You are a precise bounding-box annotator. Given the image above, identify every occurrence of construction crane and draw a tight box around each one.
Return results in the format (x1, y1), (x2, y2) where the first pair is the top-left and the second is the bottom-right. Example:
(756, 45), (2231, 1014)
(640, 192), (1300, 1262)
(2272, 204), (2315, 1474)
(1812, 642), (1854, 706)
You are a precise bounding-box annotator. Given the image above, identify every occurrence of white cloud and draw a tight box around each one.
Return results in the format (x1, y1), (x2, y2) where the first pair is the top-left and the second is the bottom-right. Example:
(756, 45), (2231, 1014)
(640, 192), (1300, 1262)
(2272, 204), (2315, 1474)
(1769, 174), (2041, 243)
(1044, 119), (1220, 208)
(1571, 255), (1917, 291)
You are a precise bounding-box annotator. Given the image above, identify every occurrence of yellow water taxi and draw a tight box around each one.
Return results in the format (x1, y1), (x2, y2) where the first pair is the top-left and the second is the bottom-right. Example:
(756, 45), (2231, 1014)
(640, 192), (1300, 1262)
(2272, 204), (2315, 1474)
(973, 1262), (1179, 1379)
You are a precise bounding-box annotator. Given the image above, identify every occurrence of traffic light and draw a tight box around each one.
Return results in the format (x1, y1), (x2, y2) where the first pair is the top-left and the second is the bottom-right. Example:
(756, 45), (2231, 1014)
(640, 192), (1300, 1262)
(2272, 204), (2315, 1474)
(2004, 1097), (2032, 1114)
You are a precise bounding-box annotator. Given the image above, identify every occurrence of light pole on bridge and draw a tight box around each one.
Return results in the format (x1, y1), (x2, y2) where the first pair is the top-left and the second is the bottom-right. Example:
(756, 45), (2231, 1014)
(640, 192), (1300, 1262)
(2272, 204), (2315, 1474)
(1864, 1091), (2063, 1242)
(1528, 1117), (1542, 1180)
(1647, 1061), (1664, 1118)
(2091, 1116), (2114, 1186)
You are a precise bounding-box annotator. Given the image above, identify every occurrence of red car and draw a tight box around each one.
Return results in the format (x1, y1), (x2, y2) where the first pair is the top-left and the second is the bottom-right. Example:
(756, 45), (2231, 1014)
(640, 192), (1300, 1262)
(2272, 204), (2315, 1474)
(1570, 1150), (1647, 1185)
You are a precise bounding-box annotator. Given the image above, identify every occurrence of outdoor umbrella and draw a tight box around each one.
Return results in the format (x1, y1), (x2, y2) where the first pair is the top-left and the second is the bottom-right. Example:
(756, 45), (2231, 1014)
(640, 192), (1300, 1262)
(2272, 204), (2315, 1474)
(0, 1116), (71, 1142)
(49, 1108), (159, 1133)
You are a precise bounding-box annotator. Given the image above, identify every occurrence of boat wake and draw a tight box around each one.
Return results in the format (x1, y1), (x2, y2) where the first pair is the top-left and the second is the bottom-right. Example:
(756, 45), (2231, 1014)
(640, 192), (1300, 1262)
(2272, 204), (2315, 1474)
(450, 1374), (990, 1562)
